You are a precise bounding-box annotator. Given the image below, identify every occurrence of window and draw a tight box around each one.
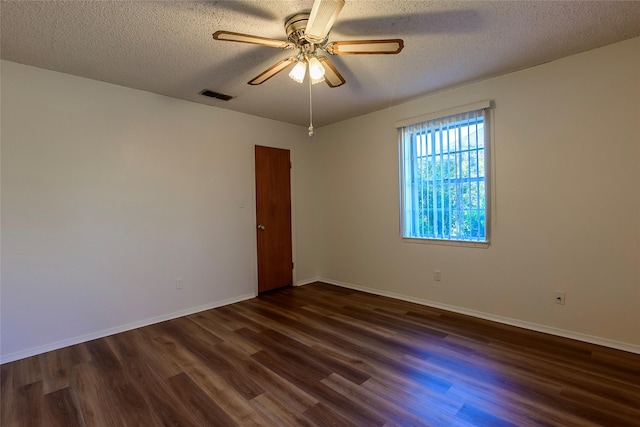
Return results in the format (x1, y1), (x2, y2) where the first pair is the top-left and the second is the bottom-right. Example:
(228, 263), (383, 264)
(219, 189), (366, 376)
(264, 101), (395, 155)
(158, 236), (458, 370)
(398, 101), (491, 245)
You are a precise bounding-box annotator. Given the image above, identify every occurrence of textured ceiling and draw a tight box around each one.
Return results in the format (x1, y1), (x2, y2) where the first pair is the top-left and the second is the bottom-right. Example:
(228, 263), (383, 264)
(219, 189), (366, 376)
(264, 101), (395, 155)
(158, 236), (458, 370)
(2, 1), (640, 127)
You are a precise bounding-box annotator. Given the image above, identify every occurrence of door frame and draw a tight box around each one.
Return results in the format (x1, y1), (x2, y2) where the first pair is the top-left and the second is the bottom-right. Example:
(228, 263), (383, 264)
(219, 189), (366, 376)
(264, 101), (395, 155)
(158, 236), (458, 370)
(251, 144), (297, 294)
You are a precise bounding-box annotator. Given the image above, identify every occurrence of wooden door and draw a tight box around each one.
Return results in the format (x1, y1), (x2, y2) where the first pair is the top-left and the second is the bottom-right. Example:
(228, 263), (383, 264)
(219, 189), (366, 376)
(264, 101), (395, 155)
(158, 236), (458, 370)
(255, 145), (293, 293)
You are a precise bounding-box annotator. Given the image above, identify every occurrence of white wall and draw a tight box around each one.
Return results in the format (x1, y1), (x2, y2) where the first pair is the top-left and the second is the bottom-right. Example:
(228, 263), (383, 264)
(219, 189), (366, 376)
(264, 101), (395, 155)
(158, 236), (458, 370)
(316, 37), (640, 351)
(2, 37), (639, 362)
(0, 61), (321, 362)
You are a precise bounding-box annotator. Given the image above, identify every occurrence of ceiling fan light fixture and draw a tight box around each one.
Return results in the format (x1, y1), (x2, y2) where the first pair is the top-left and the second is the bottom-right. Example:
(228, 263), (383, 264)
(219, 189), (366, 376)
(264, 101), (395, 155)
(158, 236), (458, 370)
(289, 60), (307, 83)
(307, 56), (325, 80)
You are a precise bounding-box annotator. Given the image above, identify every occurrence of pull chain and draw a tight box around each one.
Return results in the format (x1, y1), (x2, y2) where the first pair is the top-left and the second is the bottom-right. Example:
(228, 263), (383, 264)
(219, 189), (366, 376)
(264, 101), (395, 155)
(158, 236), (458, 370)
(308, 74), (314, 138)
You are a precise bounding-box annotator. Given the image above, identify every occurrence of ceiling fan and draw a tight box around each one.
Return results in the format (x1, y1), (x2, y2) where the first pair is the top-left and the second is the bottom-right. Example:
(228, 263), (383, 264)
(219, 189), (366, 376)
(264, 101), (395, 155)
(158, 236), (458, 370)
(212, 0), (404, 88)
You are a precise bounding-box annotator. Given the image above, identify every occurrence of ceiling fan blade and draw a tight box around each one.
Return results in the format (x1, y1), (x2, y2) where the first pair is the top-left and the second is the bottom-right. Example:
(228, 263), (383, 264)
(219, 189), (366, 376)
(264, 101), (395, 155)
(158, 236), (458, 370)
(305, 0), (345, 42)
(317, 56), (345, 88)
(248, 57), (297, 85)
(326, 39), (404, 55)
(213, 31), (293, 49)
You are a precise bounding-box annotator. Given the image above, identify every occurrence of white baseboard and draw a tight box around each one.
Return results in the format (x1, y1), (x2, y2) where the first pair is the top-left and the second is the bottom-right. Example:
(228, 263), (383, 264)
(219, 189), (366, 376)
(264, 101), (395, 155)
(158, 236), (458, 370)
(0, 292), (256, 364)
(319, 278), (640, 355)
(5, 278), (637, 363)
(295, 276), (322, 287)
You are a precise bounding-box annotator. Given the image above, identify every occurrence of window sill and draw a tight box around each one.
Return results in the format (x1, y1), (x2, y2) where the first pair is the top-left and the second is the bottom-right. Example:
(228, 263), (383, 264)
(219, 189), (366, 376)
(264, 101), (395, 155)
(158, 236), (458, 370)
(402, 237), (490, 249)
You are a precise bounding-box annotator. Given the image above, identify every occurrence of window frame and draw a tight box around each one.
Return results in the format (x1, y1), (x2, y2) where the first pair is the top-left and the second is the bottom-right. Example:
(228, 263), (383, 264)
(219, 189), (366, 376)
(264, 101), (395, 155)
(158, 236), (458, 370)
(397, 101), (492, 248)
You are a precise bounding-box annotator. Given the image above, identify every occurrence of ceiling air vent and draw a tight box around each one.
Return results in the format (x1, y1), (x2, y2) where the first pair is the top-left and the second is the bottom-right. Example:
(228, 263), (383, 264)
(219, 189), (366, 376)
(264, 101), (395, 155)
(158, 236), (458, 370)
(200, 90), (233, 101)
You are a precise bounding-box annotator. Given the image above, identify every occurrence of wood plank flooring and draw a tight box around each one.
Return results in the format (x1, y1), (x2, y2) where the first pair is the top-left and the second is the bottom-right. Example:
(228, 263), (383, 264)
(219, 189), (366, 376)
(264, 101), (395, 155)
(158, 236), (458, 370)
(2, 282), (639, 426)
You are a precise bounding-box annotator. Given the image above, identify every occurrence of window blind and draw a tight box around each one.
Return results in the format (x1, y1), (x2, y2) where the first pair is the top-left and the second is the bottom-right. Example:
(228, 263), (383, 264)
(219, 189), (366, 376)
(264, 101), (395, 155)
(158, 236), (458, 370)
(399, 102), (490, 243)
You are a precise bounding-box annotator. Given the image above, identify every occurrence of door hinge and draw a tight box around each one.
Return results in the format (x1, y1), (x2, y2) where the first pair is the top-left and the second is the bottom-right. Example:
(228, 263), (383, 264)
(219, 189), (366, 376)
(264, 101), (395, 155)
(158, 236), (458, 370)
(292, 262), (294, 269)
(290, 161), (292, 169)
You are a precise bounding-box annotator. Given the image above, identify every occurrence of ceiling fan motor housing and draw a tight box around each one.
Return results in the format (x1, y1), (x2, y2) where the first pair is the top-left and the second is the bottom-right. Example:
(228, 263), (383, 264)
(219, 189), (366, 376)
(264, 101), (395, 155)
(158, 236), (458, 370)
(285, 13), (328, 49)
(285, 13), (310, 45)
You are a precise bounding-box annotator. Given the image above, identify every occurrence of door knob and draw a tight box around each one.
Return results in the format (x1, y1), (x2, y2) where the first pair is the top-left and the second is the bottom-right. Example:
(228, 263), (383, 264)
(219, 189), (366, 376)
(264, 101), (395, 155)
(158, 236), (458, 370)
(257, 224), (266, 231)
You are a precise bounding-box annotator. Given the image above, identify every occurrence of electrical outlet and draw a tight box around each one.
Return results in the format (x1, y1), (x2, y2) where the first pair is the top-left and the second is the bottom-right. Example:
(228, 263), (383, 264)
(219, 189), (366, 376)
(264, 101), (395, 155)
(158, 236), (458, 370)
(176, 278), (184, 290)
(555, 290), (565, 305)
(434, 270), (441, 282)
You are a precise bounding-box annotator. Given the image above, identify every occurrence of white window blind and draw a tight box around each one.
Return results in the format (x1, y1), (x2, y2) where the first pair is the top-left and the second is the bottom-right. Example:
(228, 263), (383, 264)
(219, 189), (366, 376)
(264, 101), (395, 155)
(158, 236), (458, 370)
(399, 102), (490, 243)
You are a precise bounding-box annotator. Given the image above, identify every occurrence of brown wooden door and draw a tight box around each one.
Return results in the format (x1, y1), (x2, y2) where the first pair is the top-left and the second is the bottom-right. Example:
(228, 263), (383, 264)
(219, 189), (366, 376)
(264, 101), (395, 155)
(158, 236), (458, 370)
(255, 145), (293, 293)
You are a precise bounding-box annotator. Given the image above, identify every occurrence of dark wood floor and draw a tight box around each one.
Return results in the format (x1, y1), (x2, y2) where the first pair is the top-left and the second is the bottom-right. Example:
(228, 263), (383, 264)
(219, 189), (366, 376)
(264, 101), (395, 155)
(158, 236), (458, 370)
(2, 282), (639, 426)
